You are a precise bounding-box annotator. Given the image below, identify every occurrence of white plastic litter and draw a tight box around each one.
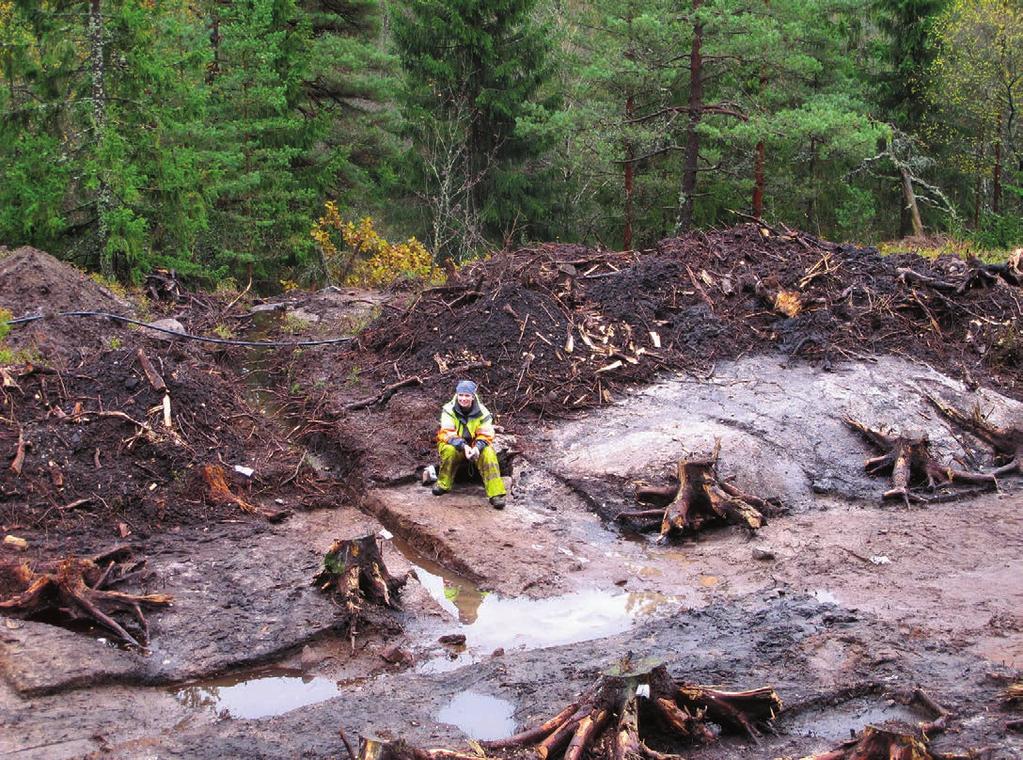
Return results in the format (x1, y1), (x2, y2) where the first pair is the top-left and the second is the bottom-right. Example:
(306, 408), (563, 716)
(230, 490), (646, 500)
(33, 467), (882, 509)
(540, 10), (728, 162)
(233, 465), (255, 478)
(870, 555), (892, 565)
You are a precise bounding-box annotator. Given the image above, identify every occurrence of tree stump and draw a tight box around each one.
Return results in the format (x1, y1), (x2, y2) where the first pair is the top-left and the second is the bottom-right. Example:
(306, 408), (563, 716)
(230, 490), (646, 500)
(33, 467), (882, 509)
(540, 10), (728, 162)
(928, 397), (1022, 478)
(844, 417), (997, 505)
(0, 546), (171, 648)
(313, 534), (407, 647)
(483, 660), (780, 758)
(801, 724), (935, 760)
(618, 449), (779, 539)
(358, 660), (781, 760)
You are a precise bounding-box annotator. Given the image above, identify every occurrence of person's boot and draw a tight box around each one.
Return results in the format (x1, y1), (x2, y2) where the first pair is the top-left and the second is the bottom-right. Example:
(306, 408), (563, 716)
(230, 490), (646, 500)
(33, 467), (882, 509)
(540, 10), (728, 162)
(432, 485), (449, 496)
(489, 495), (505, 509)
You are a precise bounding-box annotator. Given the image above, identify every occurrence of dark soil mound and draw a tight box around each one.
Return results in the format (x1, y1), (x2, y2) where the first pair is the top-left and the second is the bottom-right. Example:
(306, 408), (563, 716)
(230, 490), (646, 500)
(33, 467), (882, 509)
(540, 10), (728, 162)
(341, 225), (1022, 419)
(0, 246), (134, 362)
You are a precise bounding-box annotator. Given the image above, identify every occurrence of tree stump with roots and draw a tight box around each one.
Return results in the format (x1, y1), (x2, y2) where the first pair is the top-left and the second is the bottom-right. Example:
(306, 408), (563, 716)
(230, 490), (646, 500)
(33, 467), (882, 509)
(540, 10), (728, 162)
(313, 534), (407, 647)
(928, 397), (1022, 478)
(358, 661), (781, 760)
(0, 546), (171, 648)
(802, 723), (937, 759)
(618, 450), (781, 539)
(844, 417), (998, 505)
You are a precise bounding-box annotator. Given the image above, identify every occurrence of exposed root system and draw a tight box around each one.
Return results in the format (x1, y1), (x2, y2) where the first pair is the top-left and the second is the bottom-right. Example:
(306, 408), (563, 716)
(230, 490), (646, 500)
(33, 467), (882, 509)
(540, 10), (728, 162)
(844, 417), (997, 505)
(313, 534), (407, 646)
(360, 661), (781, 760)
(619, 449), (780, 539)
(0, 546), (171, 648)
(802, 723), (942, 759)
(929, 397), (1023, 478)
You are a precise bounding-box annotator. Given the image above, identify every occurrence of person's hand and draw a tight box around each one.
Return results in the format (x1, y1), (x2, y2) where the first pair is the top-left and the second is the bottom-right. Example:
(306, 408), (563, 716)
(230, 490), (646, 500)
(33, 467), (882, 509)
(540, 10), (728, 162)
(447, 436), (464, 450)
(465, 445), (479, 461)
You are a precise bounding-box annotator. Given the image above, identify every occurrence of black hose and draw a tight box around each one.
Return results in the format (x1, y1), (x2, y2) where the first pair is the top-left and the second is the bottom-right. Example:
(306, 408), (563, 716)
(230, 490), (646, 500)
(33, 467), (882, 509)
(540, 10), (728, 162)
(3, 311), (355, 348)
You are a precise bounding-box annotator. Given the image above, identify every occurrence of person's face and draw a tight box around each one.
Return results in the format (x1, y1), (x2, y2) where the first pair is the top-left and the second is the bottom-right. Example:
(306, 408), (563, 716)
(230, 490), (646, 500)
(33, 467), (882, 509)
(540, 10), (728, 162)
(456, 392), (474, 408)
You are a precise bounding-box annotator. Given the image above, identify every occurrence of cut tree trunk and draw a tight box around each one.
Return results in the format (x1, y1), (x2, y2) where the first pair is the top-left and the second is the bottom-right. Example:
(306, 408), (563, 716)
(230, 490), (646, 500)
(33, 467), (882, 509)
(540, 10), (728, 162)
(928, 397), (1023, 477)
(0, 546), (171, 648)
(801, 723), (935, 760)
(619, 449), (779, 539)
(371, 660), (781, 760)
(844, 417), (998, 505)
(313, 534), (407, 647)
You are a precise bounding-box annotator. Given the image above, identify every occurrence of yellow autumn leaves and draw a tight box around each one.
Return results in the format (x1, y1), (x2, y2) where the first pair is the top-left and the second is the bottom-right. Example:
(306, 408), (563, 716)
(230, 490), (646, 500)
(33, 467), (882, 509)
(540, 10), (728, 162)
(311, 202), (444, 288)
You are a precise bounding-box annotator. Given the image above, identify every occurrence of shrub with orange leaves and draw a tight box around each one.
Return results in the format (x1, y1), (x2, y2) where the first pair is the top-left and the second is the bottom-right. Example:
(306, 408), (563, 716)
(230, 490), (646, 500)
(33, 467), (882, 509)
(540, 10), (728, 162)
(311, 202), (444, 288)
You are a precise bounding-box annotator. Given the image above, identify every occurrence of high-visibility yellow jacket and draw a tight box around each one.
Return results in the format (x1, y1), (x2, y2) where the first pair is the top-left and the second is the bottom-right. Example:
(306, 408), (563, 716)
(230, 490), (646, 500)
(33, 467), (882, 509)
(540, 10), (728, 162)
(436, 395), (497, 448)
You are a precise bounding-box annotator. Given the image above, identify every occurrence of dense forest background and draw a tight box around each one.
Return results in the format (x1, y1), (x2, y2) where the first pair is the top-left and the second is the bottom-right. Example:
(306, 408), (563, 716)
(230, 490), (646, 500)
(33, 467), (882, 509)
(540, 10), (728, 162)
(0, 0), (1020, 287)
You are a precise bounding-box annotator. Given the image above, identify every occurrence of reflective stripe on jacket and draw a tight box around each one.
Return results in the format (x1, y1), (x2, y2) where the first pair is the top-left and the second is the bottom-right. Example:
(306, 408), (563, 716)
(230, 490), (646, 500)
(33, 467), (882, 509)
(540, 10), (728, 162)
(436, 395), (496, 447)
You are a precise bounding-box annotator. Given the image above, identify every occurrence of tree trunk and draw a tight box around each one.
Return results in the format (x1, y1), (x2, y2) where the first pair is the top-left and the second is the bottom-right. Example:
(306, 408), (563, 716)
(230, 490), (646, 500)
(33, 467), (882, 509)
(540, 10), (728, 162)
(676, 0), (703, 234)
(751, 0), (768, 219)
(899, 165), (924, 237)
(624, 93), (635, 250)
(993, 113), (1003, 214)
(753, 140), (765, 218)
(89, 0), (112, 277)
(805, 136), (817, 233)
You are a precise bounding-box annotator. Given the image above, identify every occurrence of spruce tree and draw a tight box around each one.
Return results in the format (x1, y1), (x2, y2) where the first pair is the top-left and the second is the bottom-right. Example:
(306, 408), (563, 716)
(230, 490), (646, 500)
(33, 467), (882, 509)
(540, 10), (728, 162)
(391, 0), (553, 259)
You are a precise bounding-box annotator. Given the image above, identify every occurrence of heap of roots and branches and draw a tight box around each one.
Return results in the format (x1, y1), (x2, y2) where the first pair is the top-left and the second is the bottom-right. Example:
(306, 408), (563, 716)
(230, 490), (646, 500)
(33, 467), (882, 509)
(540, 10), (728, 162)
(929, 397), (1023, 478)
(844, 417), (997, 505)
(0, 546), (172, 648)
(357, 661), (781, 760)
(618, 448), (781, 539)
(312, 534), (407, 647)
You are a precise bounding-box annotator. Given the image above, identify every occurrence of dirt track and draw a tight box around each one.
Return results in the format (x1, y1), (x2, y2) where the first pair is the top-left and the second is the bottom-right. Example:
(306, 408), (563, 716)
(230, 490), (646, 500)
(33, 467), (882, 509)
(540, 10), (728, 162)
(2, 238), (1023, 759)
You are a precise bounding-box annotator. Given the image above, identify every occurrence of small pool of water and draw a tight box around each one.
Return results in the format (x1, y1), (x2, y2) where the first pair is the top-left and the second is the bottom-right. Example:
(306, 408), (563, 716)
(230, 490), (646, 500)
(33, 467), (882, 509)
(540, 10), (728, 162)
(390, 532), (678, 673)
(171, 667), (341, 719)
(437, 690), (517, 740)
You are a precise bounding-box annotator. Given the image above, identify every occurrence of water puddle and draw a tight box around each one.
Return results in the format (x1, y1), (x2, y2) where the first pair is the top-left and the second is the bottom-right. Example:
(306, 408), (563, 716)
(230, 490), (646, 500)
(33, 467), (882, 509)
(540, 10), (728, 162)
(780, 698), (921, 738)
(813, 589), (839, 605)
(171, 667), (341, 719)
(394, 537), (677, 672)
(437, 690), (517, 740)
(393, 536), (486, 623)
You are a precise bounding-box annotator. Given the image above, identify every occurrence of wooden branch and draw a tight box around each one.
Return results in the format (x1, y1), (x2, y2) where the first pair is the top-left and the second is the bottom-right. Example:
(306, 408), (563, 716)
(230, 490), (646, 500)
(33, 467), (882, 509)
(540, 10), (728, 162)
(136, 348), (167, 391)
(344, 376), (423, 411)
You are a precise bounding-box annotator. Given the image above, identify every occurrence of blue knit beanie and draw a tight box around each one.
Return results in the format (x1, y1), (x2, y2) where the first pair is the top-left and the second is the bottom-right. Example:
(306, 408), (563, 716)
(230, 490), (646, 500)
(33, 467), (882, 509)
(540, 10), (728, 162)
(455, 379), (478, 395)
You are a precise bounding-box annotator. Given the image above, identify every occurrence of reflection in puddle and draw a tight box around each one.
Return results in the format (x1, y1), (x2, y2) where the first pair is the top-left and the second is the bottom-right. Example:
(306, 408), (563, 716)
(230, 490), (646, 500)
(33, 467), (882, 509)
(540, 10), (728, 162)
(393, 537), (486, 623)
(437, 690), (517, 740)
(391, 535), (678, 673)
(813, 589), (839, 605)
(172, 667), (340, 719)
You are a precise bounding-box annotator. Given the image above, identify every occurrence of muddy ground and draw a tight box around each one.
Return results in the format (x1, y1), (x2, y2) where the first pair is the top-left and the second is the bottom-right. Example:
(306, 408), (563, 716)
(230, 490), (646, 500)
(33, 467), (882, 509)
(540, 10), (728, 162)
(1, 235), (1022, 759)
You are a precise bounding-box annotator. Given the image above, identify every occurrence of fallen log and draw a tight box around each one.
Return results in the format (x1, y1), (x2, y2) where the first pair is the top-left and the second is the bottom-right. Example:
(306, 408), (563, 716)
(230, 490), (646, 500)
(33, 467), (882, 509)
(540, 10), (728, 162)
(0, 547), (171, 648)
(928, 397), (1022, 478)
(620, 448), (778, 539)
(844, 417), (997, 505)
(313, 534), (407, 648)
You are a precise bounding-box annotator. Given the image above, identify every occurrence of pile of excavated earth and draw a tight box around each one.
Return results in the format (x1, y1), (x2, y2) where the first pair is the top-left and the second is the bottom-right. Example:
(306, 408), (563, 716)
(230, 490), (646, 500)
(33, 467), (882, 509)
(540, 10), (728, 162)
(1, 229), (1022, 759)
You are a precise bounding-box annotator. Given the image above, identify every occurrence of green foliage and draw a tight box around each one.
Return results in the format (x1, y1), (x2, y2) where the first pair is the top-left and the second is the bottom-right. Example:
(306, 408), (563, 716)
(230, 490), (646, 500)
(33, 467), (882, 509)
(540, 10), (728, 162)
(391, 0), (556, 259)
(971, 212), (1023, 250)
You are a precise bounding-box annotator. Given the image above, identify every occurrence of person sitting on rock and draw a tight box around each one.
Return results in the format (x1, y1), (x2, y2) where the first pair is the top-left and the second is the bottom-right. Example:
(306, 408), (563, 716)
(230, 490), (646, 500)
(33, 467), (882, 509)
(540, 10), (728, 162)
(433, 380), (507, 509)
